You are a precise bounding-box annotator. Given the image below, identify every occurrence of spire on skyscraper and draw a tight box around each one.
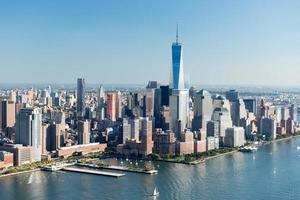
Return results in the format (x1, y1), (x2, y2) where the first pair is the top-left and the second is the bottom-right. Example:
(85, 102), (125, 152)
(176, 23), (178, 44)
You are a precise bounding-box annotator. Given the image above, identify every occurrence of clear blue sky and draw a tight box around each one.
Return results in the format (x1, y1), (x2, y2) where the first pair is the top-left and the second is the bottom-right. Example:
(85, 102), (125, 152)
(0, 0), (300, 86)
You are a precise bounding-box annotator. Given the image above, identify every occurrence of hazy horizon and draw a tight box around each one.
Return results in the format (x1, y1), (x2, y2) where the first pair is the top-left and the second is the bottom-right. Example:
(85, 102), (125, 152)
(1, 1), (300, 86)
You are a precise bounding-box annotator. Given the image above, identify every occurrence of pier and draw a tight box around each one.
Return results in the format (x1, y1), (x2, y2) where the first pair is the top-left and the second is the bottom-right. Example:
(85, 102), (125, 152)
(62, 167), (126, 178)
(76, 163), (158, 175)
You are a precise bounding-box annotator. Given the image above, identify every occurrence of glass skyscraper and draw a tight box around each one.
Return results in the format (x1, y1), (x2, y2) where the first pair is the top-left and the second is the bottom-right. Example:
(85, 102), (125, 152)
(169, 28), (185, 90)
(16, 108), (42, 161)
(77, 78), (86, 118)
(169, 28), (189, 138)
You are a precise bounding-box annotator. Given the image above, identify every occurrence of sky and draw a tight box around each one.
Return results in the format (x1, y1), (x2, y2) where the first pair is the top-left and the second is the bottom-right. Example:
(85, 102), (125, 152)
(0, 0), (300, 86)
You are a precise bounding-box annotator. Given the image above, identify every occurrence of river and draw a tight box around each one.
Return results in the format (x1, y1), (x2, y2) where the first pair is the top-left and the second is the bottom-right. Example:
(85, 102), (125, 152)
(1, 137), (300, 200)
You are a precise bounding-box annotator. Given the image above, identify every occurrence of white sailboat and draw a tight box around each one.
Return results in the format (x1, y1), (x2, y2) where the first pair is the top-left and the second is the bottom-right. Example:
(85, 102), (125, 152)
(27, 173), (33, 184)
(152, 187), (159, 196)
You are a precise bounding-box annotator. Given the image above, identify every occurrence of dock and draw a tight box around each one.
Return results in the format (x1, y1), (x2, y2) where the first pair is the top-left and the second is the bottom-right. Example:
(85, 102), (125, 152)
(62, 167), (126, 178)
(76, 163), (158, 175)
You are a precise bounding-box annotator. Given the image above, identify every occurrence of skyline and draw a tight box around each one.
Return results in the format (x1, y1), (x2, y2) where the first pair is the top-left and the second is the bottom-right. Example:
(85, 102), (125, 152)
(1, 1), (300, 86)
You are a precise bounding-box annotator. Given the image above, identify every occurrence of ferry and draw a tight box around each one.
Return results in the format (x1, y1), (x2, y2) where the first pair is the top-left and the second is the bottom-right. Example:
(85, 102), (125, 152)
(239, 146), (258, 153)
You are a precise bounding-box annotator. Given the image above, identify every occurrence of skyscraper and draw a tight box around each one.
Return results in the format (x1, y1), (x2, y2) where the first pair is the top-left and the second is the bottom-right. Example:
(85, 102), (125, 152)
(96, 84), (105, 121)
(192, 90), (213, 131)
(78, 120), (90, 144)
(16, 108), (42, 161)
(1, 100), (16, 132)
(169, 27), (189, 138)
(77, 78), (86, 118)
(140, 117), (153, 155)
(169, 25), (184, 90)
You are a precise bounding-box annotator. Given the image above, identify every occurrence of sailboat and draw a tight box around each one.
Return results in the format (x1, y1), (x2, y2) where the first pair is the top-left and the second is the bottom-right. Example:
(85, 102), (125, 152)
(152, 187), (159, 196)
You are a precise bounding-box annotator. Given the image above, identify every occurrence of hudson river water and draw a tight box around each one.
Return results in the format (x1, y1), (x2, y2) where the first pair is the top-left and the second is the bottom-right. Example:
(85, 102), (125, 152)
(1, 137), (300, 200)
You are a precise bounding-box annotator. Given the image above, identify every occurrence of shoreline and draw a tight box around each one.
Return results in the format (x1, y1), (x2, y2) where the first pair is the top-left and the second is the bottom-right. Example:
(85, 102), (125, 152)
(159, 134), (300, 165)
(0, 168), (40, 179)
(263, 134), (300, 145)
(1, 134), (300, 178)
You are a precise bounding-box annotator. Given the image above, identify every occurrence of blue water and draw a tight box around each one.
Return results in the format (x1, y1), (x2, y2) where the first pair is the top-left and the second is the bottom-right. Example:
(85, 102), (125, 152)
(1, 137), (300, 200)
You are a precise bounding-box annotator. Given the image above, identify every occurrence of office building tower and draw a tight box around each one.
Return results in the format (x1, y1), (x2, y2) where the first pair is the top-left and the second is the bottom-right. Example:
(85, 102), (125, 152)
(160, 85), (170, 106)
(224, 127), (245, 147)
(106, 91), (122, 121)
(145, 88), (155, 117)
(96, 84), (105, 121)
(121, 118), (131, 144)
(169, 89), (189, 138)
(207, 120), (219, 137)
(289, 104), (297, 121)
(168, 28), (189, 137)
(225, 90), (239, 102)
(16, 108), (42, 161)
(243, 99), (257, 114)
(287, 118), (295, 134)
(1, 100), (16, 132)
(147, 81), (160, 89)
(140, 117), (153, 155)
(9, 91), (17, 103)
(260, 117), (276, 139)
(106, 92), (117, 121)
(41, 123), (49, 155)
(78, 120), (90, 144)
(281, 107), (290, 121)
(129, 118), (139, 141)
(212, 95), (231, 114)
(231, 99), (247, 126)
(47, 122), (64, 151)
(169, 26), (184, 90)
(77, 78), (86, 118)
(192, 90), (213, 131)
(212, 108), (233, 140)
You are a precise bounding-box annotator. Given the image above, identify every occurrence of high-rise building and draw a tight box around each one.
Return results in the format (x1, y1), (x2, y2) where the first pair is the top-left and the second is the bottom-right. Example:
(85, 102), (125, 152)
(230, 99), (247, 126)
(212, 107), (233, 141)
(78, 120), (90, 144)
(160, 85), (169, 107)
(47, 122), (64, 151)
(16, 108), (42, 161)
(106, 91), (122, 121)
(224, 127), (245, 147)
(243, 99), (257, 114)
(169, 89), (189, 138)
(1, 100), (16, 132)
(225, 90), (239, 102)
(192, 90), (213, 131)
(140, 117), (153, 155)
(207, 120), (219, 137)
(260, 117), (276, 139)
(96, 84), (105, 121)
(168, 28), (189, 137)
(145, 88), (155, 117)
(77, 78), (86, 118)
(169, 26), (184, 90)
(129, 118), (139, 141)
(121, 118), (131, 144)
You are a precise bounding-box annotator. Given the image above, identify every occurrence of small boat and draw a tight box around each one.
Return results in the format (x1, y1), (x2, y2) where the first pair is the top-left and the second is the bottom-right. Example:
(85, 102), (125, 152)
(297, 146), (300, 151)
(239, 146), (258, 153)
(152, 187), (159, 197)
